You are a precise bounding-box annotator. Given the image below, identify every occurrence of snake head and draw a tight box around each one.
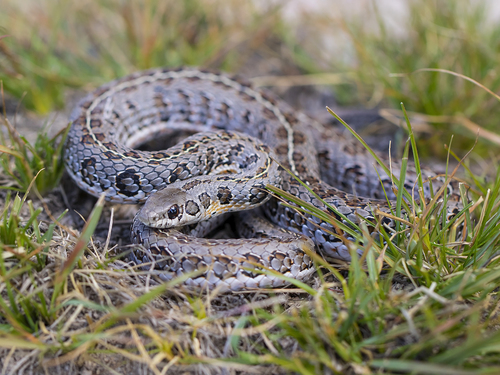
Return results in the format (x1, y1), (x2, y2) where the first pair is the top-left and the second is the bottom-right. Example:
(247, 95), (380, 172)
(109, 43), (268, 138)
(137, 188), (203, 228)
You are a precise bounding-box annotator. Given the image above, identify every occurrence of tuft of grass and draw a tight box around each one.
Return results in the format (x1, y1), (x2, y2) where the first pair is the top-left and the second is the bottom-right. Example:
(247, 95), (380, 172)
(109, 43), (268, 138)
(236, 260), (500, 374)
(0, 125), (68, 196)
(258, 105), (500, 373)
(0, 91), (68, 196)
(342, 1), (500, 112)
(281, 1), (500, 158)
(0, 190), (98, 335)
(0, 192), (62, 271)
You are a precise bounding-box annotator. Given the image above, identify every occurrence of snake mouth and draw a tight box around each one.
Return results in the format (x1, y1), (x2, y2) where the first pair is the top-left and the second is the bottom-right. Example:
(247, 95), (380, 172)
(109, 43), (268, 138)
(136, 210), (166, 228)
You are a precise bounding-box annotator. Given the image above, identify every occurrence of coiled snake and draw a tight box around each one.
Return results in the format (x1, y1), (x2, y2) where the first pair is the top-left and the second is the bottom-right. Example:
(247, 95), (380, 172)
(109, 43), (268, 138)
(65, 68), (460, 291)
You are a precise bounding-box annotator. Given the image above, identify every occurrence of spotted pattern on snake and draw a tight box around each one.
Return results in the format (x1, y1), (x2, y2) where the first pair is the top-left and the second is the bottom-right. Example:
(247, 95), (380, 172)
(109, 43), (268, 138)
(65, 68), (462, 291)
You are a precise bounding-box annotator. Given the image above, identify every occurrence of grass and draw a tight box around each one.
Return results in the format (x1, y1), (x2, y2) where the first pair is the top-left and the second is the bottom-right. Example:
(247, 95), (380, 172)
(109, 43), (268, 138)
(0, 94), (68, 196)
(1, 0), (500, 374)
(262, 106), (500, 373)
(282, 0), (500, 159)
(0, 0), (286, 114)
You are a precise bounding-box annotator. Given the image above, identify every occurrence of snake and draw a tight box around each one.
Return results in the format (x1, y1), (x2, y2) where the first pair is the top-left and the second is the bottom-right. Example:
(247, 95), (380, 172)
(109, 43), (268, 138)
(64, 68), (461, 291)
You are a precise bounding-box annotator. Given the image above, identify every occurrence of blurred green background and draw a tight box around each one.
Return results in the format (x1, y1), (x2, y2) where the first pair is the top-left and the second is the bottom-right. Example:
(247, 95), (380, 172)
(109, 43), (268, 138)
(1, 0), (500, 159)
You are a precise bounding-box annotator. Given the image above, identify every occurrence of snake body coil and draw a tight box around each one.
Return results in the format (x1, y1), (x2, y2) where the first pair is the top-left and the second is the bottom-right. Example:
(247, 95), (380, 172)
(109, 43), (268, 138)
(65, 68), (460, 291)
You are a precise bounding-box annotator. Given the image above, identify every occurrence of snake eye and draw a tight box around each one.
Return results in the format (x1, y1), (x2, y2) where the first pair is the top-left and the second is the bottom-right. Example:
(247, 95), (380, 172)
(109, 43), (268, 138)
(167, 205), (179, 220)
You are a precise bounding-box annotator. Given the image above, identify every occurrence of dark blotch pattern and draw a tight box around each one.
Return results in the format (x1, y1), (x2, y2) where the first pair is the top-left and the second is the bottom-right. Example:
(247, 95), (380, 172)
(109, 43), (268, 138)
(116, 168), (141, 197)
(199, 193), (211, 209)
(185, 200), (200, 216)
(217, 187), (233, 205)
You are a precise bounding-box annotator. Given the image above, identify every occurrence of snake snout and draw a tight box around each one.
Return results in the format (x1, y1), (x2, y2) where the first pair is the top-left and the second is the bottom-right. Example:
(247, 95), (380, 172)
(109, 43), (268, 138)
(137, 188), (190, 228)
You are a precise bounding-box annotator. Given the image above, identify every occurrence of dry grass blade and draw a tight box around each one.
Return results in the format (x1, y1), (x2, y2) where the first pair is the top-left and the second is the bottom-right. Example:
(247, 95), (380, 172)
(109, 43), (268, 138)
(394, 68), (500, 102)
(55, 194), (105, 287)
